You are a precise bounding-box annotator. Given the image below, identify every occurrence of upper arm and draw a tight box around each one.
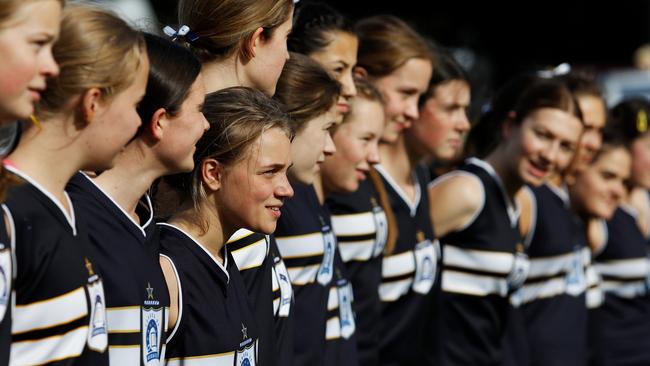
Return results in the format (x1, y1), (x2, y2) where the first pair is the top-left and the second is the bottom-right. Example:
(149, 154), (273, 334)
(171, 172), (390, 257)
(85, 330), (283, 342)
(159, 255), (179, 330)
(428, 173), (484, 238)
(516, 187), (536, 240)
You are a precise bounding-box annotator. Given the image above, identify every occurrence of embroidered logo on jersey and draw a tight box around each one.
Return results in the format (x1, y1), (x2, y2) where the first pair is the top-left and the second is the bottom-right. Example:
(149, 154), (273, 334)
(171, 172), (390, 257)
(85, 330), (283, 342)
(236, 323), (257, 366)
(337, 279), (356, 339)
(142, 283), (164, 366)
(371, 199), (388, 257)
(317, 225), (336, 286)
(273, 255), (293, 317)
(412, 234), (438, 295)
(85, 258), (108, 352)
(507, 245), (530, 290)
(566, 247), (587, 297)
(0, 243), (11, 322)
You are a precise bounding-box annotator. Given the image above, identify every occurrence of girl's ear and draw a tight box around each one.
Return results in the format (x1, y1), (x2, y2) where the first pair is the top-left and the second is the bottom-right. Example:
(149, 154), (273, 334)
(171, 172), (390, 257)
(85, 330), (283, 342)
(201, 158), (223, 192)
(243, 26), (265, 60)
(147, 108), (167, 142)
(353, 66), (368, 79)
(80, 88), (102, 124)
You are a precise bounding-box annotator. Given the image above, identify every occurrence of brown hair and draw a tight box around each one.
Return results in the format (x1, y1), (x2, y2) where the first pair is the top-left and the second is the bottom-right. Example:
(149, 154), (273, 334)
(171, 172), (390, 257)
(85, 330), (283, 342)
(37, 4), (145, 118)
(355, 15), (433, 78)
(163, 87), (292, 231)
(0, 0), (64, 27)
(178, 0), (293, 62)
(273, 52), (340, 133)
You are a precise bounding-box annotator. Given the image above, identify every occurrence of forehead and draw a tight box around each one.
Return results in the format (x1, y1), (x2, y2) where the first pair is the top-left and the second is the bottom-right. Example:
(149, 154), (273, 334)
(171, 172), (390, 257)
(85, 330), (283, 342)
(3, 0), (61, 30)
(313, 31), (358, 59)
(252, 127), (291, 163)
(524, 107), (583, 142)
(431, 80), (470, 105)
(596, 147), (631, 177)
(380, 57), (432, 92)
(345, 98), (384, 129)
(577, 95), (606, 129)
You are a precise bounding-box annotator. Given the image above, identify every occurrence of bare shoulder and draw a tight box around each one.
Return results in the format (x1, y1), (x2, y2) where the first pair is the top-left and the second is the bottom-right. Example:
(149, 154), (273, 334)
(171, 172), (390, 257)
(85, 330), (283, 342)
(428, 172), (485, 237)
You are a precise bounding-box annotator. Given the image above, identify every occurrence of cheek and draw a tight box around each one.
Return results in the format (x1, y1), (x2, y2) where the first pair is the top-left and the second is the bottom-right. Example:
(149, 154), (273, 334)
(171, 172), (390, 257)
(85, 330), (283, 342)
(0, 44), (35, 97)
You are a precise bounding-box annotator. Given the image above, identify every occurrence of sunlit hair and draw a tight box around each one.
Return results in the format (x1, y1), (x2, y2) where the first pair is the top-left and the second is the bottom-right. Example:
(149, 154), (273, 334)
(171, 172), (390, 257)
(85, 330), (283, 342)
(0, 0), (65, 27)
(178, 0), (293, 62)
(37, 4), (145, 118)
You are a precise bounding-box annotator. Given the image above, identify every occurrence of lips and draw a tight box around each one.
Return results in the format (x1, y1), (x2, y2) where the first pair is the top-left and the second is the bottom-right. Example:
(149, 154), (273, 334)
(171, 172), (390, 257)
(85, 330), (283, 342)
(267, 205), (282, 219)
(355, 170), (367, 181)
(527, 159), (550, 180)
(337, 103), (350, 114)
(28, 88), (43, 102)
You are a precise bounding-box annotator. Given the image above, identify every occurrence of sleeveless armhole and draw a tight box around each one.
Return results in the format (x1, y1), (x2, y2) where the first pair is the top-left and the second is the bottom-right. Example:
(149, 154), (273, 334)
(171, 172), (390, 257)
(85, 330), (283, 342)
(520, 186), (537, 249)
(160, 254), (183, 343)
(591, 220), (609, 257)
(428, 171), (486, 232)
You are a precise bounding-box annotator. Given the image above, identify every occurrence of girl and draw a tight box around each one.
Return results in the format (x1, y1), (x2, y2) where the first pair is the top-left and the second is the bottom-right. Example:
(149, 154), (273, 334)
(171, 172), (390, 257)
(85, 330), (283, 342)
(322, 78), (386, 365)
(159, 87), (293, 365)
(586, 99), (650, 366)
(289, 1), (358, 119)
(177, 0), (294, 95)
(353, 15), (436, 365)
(4, 4), (148, 365)
(272, 53), (358, 366)
(429, 77), (583, 366)
(66, 33), (208, 365)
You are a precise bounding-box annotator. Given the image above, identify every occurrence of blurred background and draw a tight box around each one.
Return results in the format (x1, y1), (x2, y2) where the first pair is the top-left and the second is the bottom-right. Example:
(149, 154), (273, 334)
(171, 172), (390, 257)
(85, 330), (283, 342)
(83, 0), (650, 117)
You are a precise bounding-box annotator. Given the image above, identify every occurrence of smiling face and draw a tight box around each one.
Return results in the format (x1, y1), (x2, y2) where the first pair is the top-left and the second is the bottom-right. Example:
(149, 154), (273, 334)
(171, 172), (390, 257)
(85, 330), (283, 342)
(503, 107), (583, 186)
(309, 30), (358, 117)
(218, 127), (293, 234)
(371, 57), (432, 143)
(569, 146), (630, 219)
(159, 77), (210, 174)
(289, 106), (338, 184)
(321, 96), (385, 193)
(0, 0), (61, 122)
(410, 79), (471, 161)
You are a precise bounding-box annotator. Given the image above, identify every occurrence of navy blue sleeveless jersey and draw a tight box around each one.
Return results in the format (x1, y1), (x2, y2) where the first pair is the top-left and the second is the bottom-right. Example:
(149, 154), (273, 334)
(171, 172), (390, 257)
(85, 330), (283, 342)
(4, 165), (109, 365)
(374, 163), (439, 366)
(67, 172), (170, 366)
(0, 204), (14, 365)
(504, 184), (589, 366)
(326, 177), (387, 366)
(228, 229), (294, 366)
(159, 223), (260, 366)
(435, 158), (527, 366)
(590, 207), (650, 366)
(275, 181), (359, 366)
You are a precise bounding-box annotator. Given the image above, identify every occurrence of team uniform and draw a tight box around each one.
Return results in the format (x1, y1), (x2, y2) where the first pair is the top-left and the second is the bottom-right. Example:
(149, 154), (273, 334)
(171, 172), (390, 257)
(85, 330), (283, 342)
(0, 204), (14, 365)
(4, 164), (109, 365)
(159, 223), (260, 366)
(503, 183), (589, 366)
(373, 163), (439, 366)
(67, 172), (169, 366)
(326, 176), (388, 365)
(434, 158), (528, 366)
(275, 181), (358, 366)
(589, 207), (650, 366)
(227, 229), (294, 366)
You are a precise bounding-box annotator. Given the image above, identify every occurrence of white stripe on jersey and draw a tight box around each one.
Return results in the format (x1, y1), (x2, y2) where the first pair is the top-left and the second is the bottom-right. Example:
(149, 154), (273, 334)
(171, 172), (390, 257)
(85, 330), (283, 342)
(600, 280), (648, 298)
(327, 287), (338, 311)
(594, 258), (650, 279)
(230, 236), (267, 271)
(107, 307), (140, 333)
(444, 245), (514, 275)
(108, 344), (167, 366)
(166, 351), (236, 366)
(382, 251), (415, 278)
(514, 277), (567, 304)
(325, 316), (341, 340)
(527, 248), (590, 278)
(331, 212), (375, 237)
(338, 239), (375, 262)
(228, 228), (254, 242)
(586, 265), (603, 309)
(10, 326), (88, 365)
(276, 233), (324, 259)
(441, 270), (509, 297)
(287, 264), (319, 286)
(13, 286), (87, 334)
(379, 278), (413, 302)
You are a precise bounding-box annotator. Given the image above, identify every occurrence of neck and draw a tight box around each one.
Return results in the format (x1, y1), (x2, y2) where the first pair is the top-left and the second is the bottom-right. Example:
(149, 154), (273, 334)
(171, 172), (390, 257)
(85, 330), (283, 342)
(8, 119), (85, 208)
(170, 201), (232, 263)
(93, 141), (165, 223)
(378, 135), (414, 184)
(202, 58), (248, 94)
(485, 146), (522, 200)
(313, 172), (324, 204)
(403, 130), (427, 166)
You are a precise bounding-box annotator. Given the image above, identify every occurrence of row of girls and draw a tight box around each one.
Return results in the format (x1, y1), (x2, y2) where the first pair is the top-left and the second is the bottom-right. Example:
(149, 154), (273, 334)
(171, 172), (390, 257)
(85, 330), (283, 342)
(2, 0), (650, 366)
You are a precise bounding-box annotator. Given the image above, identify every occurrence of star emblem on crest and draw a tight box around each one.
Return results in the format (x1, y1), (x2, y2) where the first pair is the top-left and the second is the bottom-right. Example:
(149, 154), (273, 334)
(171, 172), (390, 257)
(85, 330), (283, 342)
(241, 323), (248, 340)
(146, 282), (154, 300)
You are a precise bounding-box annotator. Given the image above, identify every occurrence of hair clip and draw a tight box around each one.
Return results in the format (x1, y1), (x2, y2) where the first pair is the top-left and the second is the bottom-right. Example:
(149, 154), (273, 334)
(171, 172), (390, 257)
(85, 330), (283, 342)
(29, 115), (42, 130)
(537, 63), (571, 79)
(637, 109), (648, 134)
(163, 25), (199, 43)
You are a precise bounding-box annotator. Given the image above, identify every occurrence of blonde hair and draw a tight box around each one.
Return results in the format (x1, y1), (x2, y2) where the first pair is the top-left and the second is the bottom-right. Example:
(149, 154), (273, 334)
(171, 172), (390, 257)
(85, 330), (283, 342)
(38, 4), (145, 117)
(0, 0), (64, 27)
(355, 15), (433, 78)
(178, 0), (293, 62)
